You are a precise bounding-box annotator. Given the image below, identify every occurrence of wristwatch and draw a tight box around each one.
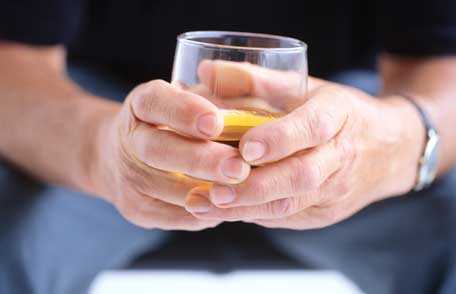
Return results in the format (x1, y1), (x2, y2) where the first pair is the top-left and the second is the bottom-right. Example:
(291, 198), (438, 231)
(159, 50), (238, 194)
(401, 94), (440, 191)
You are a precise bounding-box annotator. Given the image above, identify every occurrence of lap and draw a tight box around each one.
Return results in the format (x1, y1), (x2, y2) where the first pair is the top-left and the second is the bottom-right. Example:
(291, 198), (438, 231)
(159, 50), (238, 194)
(265, 169), (456, 294)
(0, 167), (169, 294)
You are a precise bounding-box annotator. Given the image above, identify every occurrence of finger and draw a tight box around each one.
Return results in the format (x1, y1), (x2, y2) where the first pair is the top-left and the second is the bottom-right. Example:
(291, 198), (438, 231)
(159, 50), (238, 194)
(130, 122), (250, 184)
(197, 60), (325, 110)
(249, 207), (328, 230)
(119, 191), (221, 231)
(250, 202), (353, 230)
(239, 85), (351, 164)
(209, 139), (346, 207)
(249, 175), (364, 230)
(122, 159), (207, 207)
(129, 79), (223, 139)
(186, 189), (310, 221)
(118, 144), (212, 207)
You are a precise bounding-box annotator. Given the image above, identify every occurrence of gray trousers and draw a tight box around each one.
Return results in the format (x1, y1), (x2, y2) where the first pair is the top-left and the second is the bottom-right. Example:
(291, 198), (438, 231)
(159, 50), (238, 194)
(1, 64), (455, 294)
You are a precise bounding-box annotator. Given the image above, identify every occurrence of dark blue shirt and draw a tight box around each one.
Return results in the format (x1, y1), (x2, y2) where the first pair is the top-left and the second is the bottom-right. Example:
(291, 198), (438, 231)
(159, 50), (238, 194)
(1, 0), (456, 81)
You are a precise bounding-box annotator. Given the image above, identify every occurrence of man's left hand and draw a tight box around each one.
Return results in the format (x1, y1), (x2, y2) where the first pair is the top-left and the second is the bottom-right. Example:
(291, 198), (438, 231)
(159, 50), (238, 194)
(185, 61), (424, 230)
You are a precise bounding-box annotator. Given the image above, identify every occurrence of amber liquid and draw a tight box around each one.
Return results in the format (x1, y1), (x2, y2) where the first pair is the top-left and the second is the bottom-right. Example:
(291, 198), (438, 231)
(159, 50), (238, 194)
(215, 108), (283, 146)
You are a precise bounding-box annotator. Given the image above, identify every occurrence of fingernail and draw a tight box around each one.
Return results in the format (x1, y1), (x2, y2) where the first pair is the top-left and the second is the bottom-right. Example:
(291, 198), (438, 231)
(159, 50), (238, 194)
(197, 113), (219, 137)
(186, 194), (212, 213)
(210, 185), (236, 205)
(220, 157), (250, 180)
(242, 141), (266, 162)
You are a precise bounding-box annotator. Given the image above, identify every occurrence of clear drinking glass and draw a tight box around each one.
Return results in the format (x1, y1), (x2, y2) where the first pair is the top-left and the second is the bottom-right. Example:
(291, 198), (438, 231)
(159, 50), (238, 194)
(172, 31), (308, 144)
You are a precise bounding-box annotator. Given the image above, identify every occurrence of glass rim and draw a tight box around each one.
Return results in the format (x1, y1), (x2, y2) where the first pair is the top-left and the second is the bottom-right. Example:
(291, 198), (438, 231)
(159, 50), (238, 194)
(177, 31), (307, 53)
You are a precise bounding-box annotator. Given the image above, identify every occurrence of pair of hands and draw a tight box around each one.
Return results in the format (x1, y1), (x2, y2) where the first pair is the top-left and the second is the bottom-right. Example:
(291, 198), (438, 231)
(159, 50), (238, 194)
(90, 61), (423, 231)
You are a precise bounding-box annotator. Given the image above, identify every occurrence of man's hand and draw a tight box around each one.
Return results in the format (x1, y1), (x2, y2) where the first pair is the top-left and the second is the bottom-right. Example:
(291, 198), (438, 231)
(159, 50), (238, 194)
(0, 43), (253, 231)
(90, 80), (251, 230)
(185, 61), (425, 229)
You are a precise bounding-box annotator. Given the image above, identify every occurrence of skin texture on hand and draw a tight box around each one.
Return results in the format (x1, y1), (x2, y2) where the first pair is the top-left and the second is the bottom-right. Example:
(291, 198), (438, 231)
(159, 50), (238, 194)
(89, 80), (253, 230)
(185, 60), (426, 229)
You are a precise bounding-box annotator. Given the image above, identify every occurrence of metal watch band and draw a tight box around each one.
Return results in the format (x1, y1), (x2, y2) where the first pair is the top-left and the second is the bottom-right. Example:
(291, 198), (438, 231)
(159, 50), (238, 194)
(400, 93), (440, 191)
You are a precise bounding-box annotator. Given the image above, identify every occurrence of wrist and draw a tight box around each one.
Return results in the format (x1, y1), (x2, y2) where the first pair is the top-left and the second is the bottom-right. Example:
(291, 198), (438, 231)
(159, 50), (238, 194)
(76, 95), (120, 198)
(381, 96), (426, 195)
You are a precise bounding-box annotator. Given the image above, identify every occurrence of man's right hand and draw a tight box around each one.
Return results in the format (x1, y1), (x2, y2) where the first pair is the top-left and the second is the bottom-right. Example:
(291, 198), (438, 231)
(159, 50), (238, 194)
(89, 80), (251, 230)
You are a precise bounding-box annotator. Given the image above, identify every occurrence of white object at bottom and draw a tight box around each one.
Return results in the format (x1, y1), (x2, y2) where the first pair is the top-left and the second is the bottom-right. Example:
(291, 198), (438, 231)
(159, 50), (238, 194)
(90, 270), (364, 294)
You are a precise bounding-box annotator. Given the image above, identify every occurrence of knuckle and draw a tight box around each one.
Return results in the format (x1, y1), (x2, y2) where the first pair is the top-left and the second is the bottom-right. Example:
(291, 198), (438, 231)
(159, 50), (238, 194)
(318, 112), (337, 141)
(132, 82), (149, 95)
(131, 80), (175, 121)
(146, 79), (168, 91)
(268, 198), (292, 218)
(131, 87), (154, 115)
(307, 85), (354, 143)
(321, 84), (351, 101)
(336, 137), (356, 164)
(289, 156), (322, 193)
(306, 105), (334, 143)
(338, 84), (362, 100)
(260, 121), (296, 157)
